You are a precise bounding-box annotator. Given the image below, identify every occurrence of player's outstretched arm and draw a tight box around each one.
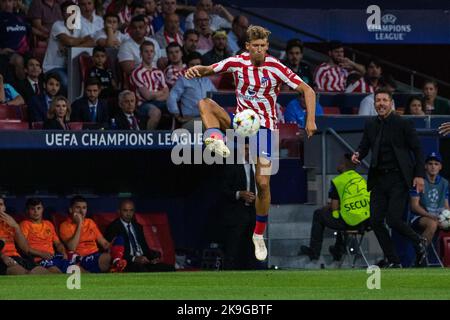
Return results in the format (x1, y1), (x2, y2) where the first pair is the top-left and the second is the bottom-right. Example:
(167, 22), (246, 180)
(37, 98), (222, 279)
(296, 82), (317, 138)
(185, 65), (215, 79)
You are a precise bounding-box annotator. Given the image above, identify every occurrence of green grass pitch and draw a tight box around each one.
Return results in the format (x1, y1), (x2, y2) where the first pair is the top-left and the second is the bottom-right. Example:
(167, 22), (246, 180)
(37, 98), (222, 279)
(0, 269), (449, 300)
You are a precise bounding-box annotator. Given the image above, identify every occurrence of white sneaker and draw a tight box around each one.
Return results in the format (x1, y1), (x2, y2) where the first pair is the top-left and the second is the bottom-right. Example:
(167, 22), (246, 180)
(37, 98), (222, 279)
(204, 137), (230, 158)
(252, 233), (267, 261)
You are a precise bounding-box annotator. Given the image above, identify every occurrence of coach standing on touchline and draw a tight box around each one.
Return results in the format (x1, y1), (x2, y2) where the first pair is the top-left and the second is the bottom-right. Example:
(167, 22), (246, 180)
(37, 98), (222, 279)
(352, 88), (427, 268)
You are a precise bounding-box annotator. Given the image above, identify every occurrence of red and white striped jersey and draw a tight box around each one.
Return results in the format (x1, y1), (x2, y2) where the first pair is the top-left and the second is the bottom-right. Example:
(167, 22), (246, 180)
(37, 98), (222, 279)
(345, 77), (377, 93)
(130, 65), (167, 105)
(314, 62), (349, 92)
(164, 64), (186, 88)
(211, 52), (303, 130)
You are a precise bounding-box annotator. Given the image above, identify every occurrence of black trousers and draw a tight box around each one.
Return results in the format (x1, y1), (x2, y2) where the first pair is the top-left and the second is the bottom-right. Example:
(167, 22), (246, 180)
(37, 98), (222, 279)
(221, 223), (256, 270)
(309, 207), (356, 257)
(370, 170), (421, 263)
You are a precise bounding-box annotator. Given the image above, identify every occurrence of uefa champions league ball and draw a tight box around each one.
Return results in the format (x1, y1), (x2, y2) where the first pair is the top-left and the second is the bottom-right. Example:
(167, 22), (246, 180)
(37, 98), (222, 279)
(438, 209), (450, 230)
(233, 109), (260, 137)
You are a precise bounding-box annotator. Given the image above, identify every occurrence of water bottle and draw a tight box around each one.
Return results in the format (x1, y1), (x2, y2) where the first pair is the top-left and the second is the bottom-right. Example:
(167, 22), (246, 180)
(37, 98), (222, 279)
(110, 118), (117, 130)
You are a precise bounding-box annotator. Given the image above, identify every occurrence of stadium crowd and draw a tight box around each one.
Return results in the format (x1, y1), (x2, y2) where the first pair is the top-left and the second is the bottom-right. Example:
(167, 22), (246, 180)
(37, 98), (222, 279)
(0, 0), (449, 132)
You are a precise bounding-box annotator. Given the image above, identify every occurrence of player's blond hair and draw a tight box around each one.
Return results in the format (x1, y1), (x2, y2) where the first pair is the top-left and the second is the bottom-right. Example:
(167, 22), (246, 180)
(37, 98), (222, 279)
(246, 25), (271, 42)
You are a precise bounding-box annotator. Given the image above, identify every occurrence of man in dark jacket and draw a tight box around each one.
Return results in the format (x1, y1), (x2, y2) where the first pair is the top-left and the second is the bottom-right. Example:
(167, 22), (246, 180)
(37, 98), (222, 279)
(352, 88), (427, 267)
(104, 199), (174, 272)
(71, 78), (110, 128)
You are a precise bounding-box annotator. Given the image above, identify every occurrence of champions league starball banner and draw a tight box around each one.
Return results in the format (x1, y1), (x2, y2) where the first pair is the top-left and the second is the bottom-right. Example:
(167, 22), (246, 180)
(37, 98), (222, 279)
(249, 7), (450, 44)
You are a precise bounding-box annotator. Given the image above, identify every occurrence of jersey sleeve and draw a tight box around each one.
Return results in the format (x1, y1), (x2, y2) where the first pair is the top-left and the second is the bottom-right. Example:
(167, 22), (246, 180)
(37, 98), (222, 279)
(88, 219), (103, 240)
(59, 221), (74, 242)
(47, 222), (60, 242)
(276, 61), (303, 89)
(211, 56), (238, 74)
(19, 221), (30, 239)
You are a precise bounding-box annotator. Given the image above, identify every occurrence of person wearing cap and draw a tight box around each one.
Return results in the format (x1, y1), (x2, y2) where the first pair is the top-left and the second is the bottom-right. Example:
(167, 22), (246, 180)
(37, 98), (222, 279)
(299, 153), (370, 262)
(201, 29), (230, 66)
(410, 152), (449, 244)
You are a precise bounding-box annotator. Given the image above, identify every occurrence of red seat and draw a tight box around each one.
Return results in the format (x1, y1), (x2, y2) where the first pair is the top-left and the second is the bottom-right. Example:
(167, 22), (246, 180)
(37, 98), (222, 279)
(92, 213), (118, 235)
(217, 72), (235, 90)
(0, 120), (29, 130)
(68, 122), (84, 130)
(31, 121), (44, 129)
(79, 53), (94, 83)
(323, 106), (341, 115)
(136, 213), (175, 266)
(278, 123), (304, 158)
(0, 104), (20, 120)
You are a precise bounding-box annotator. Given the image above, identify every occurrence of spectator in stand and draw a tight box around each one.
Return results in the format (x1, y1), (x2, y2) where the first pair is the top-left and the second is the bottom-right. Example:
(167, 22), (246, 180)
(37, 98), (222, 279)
(14, 57), (44, 106)
(42, 0), (95, 93)
(0, 0), (31, 82)
(118, 15), (162, 76)
(404, 96), (426, 116)
(27, 0), (63, 42)
(155, 13), (184, 49)
(167, 51), (215, 131)
(106, 0), (133, 29)
(59, 195), (127, 273)
(94, 13), (129, 48)
(104, 199), (174, 272)
(358, 75), (397, 116)
(123, 1), (153, 38)
(314, 41), (365, 92)
(185, 0), (233, 32)
(194, 9), (213, 55)
(29, 72), (61, 122)
(79, 0), (103, 36)
(410, 152), (450, 246)
(20, 198), (70, 273)
(0, 72), (25, 105)
(152, 0), (190, 33)
(0, 196), (50, 275)
(284, 92), (323, 128)
(71, 78), (110, 128)
(88, 46), (117, 98)
(227, 15), (248, 55)
(202, 29), (230, 65)
(43, 95), (71, 129)
(114, 90), (145, 130)
(143, 0), (157, 36)
(164, 43), (185, 88)
(346, 59), (382, 93)
(182, 29), (199, 62)
(423, 80), (450, 115)
(282, 39), (313, 87)
(130, 41), (168, 130)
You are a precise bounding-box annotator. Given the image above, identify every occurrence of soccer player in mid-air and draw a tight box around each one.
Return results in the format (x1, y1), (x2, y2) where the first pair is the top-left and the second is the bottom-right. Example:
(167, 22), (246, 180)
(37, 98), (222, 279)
(185, 25), (317, 261)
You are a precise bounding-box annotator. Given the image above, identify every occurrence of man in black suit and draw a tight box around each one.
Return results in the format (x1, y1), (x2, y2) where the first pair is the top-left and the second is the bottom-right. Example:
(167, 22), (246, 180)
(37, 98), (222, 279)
(114, 90), (145, 130)
(71, 78), (110, 128)
(104, 199), (174, 272)
(28, 72), (61, 123)
(352, 88), (427, 267)
(14, 58), (44, 106)
(219, 143), (257, 270)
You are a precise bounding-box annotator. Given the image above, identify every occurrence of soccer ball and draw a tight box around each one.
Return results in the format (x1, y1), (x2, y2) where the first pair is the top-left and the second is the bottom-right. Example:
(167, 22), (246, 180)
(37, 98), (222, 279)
(438, 209), (450, 230)
(233, 109), (260, 137)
